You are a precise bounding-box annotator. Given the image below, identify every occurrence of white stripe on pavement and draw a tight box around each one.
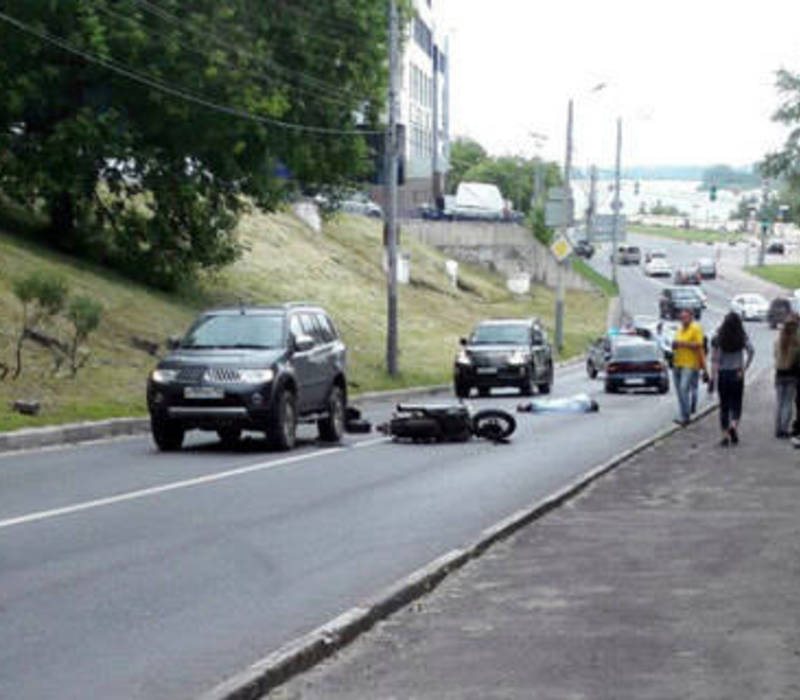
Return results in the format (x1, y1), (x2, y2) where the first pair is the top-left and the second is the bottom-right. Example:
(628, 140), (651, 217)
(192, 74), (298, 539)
(0, 445), (354, 532)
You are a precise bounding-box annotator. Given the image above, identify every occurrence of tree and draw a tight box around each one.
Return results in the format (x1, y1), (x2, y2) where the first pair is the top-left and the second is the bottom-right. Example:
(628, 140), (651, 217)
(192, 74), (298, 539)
(0, 1), (390, 288)
(760, 69), (800, 224)
(447, 138), (488, 194)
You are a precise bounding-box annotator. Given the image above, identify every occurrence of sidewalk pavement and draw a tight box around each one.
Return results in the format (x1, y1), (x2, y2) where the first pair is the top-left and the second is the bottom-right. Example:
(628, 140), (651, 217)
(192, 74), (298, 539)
(272, 372), (800, 700)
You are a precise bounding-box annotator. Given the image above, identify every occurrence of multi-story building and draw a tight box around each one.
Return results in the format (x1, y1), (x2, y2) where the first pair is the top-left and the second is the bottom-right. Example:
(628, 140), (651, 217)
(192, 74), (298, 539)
(373, 0), (450, 216)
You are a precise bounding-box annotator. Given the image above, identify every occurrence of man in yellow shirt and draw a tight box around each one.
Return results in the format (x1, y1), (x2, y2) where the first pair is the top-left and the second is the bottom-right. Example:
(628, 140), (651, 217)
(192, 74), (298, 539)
(672, 308), (707, 426)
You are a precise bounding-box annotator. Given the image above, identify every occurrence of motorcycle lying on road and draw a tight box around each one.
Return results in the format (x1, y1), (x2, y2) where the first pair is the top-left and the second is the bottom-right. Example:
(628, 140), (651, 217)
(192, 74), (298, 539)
(378, 403), (517, 443)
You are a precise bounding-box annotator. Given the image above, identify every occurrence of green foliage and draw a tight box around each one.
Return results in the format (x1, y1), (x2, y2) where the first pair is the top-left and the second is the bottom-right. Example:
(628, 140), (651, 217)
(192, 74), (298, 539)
(647, 200), (687, 217)
(760, 69), (800, 224)
(528, 205), (553, 245)
(700, 165), (760, 190)
(571, 257), (618, 297)
(66, 296), (103, 375)
(0, 0), (390, 288)
(13, 272), (68, 321)
(447, 138), (488, 194)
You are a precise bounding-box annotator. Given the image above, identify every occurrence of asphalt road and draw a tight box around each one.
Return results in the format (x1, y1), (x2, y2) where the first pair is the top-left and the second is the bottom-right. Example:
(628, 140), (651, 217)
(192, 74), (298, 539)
(0, 234), (779, 700)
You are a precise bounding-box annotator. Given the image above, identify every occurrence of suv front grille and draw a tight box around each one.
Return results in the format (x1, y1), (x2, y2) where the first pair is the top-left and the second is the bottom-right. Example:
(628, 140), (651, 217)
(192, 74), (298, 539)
(206, 368), (242, 383)
(177, 367), (206, 383)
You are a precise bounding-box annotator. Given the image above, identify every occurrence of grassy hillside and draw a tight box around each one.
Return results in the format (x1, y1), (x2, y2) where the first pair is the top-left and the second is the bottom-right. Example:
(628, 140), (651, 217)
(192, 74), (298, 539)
(0, 209), (608, 431)
(745, 265), (800, 289)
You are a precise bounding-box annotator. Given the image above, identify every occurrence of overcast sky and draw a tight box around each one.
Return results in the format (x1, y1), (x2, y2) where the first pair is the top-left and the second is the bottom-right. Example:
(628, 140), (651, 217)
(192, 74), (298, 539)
(436, 0), (800, 171)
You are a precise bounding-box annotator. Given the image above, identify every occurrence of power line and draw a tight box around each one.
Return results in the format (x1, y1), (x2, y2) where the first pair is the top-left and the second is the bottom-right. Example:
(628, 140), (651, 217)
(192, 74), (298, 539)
(0, 9), (383, 136)
(96, 4), (373, 110)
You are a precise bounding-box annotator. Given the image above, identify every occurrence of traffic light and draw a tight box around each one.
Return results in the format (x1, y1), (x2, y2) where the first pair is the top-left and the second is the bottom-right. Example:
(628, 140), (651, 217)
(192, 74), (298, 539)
(709, 185), (717, 202)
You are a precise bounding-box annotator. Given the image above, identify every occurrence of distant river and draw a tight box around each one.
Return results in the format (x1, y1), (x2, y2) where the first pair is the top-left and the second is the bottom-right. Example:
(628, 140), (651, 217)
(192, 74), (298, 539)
(570, 178), (761, 228)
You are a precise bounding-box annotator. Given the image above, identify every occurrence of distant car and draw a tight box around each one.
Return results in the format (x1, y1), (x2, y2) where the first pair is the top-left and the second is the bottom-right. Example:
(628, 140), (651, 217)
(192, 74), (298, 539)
(612, 245), (642, 265)
(697, 257), (717, 279)
(767, 241), (786, 255)
(731, 293), (769, 321)
(454, 318), (554, 398)
(644, 249), (667, 264)
(574, 240), (595, 259)
(603, 339), (670, 394)
(767, 297), (796, 329)
(644, 258), (672, 277)
(659, 286), (703, 320)
(674, 264), (702, 285)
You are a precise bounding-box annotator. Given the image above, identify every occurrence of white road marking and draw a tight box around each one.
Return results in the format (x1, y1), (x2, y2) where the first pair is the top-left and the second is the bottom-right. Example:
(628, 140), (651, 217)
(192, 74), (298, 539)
(0, 445), (357, 532)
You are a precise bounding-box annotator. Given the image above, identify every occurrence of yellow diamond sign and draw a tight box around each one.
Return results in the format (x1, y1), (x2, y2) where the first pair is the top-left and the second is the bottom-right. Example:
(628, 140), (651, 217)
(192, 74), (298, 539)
(550, 235), (572, 263)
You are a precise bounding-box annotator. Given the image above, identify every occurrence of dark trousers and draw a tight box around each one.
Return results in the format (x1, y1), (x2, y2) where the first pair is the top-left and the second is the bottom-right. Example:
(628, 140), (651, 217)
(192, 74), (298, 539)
(718, 369), (744, 431)
(794, 377), (800, 435)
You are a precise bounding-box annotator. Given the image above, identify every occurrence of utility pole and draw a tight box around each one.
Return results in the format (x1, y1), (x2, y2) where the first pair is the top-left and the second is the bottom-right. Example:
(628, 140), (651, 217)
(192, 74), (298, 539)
(432, 43), (441, 207)
(758, 178), (769, 267)
(385, 0), (399, 376)
(586, 164), (597, 241)
(555, 99), (573, 354)
(611, 117), (622, 285)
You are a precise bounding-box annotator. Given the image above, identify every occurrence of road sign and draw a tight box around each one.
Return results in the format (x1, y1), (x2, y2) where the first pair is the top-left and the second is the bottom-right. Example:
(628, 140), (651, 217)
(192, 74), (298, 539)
(545, 187), (574, 228)
(590, 214), (627, 242)
(550, 234), (572, 263)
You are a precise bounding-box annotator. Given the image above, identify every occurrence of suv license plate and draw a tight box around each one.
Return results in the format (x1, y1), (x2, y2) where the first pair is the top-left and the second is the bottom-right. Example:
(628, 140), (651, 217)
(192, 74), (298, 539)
(184, 386), (225, 399)
(477, 367), (497, 375)
(624, 378), (645, 386)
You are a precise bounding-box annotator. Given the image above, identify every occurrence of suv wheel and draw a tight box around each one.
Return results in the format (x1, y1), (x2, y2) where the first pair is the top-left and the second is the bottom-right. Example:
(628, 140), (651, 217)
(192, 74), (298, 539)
(151, 418), (184, 452)
(538, 365), (553, 394)
(267, 389), (297, 451)
(318, 386), (345, 443)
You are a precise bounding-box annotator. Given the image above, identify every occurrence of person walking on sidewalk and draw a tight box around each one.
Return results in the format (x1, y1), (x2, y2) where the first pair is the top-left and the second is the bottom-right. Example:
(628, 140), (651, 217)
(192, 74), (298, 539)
(671, 309), (707, 427)
(709, 312), (754, 446)
(774, 316), (800, 438)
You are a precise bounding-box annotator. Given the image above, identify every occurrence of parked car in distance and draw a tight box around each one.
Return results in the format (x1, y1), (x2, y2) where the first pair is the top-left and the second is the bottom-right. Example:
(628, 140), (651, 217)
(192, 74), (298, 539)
(574, 239), (595, 258)
(674, 264), (702, 285)
(697, 257), (717, 279)
(767, 297), (798, 329)
(644, 257), (672, 277)
(454, 318), (554, 397)
(659, 286), (703, 320)
(612, 245), (642, 265)
(603, 338), (670, 394)
(767, 241), (785, 254)
(147, 303), (348, 452)
(730, 293), (769, 321)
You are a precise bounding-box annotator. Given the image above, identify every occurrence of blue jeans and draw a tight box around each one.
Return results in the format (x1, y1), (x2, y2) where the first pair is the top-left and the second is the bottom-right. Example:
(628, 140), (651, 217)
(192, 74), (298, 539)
(673, 367), (698, 423)
(689, 369), (700, 413)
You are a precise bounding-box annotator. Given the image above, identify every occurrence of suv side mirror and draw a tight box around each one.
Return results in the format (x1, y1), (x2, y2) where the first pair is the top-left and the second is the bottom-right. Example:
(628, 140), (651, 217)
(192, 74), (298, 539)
(293, 333), (315, 353)
(166, 335), (182, 351)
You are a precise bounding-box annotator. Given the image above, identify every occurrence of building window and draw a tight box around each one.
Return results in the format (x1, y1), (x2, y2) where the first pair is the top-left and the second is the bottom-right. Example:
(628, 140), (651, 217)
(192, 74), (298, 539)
(413, 15), (432, 57)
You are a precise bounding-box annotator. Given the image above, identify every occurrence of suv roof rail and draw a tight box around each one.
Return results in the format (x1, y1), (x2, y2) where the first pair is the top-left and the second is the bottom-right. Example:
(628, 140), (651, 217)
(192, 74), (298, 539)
(282, 301), (321, 309)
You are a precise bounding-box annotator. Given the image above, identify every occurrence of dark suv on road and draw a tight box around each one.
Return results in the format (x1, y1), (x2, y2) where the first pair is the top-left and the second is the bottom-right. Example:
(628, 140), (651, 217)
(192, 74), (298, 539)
(147, 303), (347, 452)
(454, 318), (554, 398)
(658, 287), (703, 320)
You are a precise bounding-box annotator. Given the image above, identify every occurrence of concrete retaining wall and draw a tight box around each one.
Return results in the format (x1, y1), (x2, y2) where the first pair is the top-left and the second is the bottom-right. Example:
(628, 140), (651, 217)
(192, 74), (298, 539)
(401, 220), (596, 292)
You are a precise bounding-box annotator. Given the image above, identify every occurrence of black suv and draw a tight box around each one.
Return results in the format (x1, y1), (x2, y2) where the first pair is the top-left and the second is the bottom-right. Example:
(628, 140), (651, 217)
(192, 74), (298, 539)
(147, 303), (347, 451)
(658, 287), (703, 320)
(454, 318), (554, 398)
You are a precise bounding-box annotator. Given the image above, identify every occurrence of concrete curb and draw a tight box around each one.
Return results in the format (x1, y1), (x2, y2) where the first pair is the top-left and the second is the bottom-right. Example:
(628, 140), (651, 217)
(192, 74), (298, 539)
(198, 398), (722, 700)
(0, 417), (150, 455)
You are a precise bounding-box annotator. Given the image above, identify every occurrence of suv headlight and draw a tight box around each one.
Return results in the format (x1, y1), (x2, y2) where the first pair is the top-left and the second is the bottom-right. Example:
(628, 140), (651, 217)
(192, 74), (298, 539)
(151, 369), (178, 384)
(239, 368), (275, 384)
(508, 350), (530, 366)
(456, 350), (471, 365)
